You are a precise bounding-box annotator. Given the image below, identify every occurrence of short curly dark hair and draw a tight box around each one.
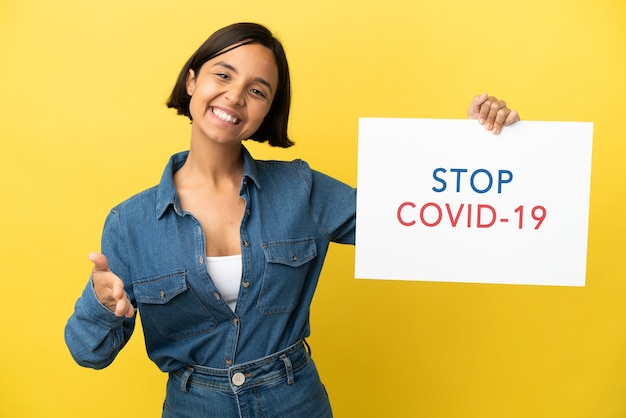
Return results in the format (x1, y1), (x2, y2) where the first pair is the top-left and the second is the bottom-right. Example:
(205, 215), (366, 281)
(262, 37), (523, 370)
(167, 22), (293, 148)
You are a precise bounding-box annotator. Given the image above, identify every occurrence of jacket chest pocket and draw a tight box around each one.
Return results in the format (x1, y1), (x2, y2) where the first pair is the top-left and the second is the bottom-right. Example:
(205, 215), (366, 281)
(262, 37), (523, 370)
(133, 270), (217, 340)
(257, 238), (317, 314)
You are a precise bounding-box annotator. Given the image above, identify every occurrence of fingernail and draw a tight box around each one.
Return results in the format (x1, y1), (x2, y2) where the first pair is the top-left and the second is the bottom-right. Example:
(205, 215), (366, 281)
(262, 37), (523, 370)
(479, 118), (485, 124)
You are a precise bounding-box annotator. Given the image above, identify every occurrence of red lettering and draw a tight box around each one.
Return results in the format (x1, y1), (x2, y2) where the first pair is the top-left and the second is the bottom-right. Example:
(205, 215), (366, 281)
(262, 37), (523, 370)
(445, 203), (464, 227)
(397, 202), (416, 226)
(420, 203), (442, 227)
(477, 204), (496, 228)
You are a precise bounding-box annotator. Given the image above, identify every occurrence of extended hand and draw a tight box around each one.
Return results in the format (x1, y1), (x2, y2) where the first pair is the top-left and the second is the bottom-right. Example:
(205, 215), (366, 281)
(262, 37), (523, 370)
(89, 252), (135, 318)
(467, 93), (520, 135)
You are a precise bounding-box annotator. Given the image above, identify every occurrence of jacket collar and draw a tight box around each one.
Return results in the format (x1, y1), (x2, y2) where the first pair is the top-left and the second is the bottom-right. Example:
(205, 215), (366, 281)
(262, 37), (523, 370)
(155, 145), (261, 219)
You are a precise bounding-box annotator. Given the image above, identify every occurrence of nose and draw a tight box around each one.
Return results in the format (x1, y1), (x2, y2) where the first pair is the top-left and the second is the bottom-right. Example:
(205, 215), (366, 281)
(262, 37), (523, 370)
(225, 83), (245, 106)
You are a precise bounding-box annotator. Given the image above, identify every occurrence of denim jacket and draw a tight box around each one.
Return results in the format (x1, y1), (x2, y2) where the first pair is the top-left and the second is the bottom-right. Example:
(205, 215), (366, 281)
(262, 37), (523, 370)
(65, 147), (356, 372)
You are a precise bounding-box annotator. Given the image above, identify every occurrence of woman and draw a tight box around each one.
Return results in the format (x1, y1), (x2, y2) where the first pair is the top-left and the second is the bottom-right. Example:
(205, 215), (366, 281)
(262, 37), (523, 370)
(65, 22), (519, 417)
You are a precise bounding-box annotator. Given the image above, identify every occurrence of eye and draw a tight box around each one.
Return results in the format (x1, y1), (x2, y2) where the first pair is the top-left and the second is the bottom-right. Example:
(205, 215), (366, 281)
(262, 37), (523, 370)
(250, 88), (267, 99)
(215, 73), (230, 80)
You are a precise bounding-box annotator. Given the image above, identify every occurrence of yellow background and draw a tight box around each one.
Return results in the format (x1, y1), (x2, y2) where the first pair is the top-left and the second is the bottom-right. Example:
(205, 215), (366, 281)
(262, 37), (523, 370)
(1, 0), (625, 417)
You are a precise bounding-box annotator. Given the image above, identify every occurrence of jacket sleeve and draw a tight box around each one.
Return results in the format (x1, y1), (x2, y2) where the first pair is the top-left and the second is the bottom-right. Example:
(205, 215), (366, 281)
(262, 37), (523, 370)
(64, 209), (136, 369)
(301, 162), (357, 245)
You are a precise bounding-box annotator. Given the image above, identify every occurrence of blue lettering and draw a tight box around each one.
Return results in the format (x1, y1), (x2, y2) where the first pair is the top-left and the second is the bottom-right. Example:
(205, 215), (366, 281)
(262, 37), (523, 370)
(470, 169), (493, 193)
(498, 170), (513, 193)
(431, 167), (513, 194)
(432, 167), (447, 192)
(450, 168), (468, 192)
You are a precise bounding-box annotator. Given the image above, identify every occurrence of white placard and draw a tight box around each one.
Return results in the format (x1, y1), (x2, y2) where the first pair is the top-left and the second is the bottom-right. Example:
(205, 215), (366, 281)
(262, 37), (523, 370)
(355, 119), (593, 286)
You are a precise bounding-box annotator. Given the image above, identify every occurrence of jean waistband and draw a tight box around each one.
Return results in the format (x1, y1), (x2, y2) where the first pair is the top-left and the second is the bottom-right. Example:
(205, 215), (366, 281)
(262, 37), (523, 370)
(172, 340), (310, 394)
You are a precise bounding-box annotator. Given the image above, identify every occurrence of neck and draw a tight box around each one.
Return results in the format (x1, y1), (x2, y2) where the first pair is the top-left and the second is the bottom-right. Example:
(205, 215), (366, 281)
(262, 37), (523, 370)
(178, 139), (245, 187)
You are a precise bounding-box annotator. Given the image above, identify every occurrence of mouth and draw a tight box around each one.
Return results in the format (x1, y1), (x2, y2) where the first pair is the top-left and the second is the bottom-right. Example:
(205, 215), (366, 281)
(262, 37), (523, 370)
(211, 107), (240, 125)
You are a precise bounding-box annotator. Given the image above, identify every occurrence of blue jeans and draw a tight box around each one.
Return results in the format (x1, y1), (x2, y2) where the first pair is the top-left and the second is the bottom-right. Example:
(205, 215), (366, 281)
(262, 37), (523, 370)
(162, 340), (333, 417)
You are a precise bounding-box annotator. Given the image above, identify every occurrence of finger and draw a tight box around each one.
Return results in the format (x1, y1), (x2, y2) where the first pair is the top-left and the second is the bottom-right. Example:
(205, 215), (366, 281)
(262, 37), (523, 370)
(491, 108), (511, 135)
(115, 294), (135, 318)
(467, 93), (488, 120)
(484, 99), (506, 131)
(125, 305), (136, 319)
(88, 252), (110, 273)
(111, 277), (127, 301)
(478, 96), (497, 125)
(503, 110), (520, 125)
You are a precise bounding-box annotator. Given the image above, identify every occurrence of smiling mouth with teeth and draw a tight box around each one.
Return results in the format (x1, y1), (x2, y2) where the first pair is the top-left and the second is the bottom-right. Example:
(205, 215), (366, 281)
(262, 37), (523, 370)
(212, 108), (240, 125)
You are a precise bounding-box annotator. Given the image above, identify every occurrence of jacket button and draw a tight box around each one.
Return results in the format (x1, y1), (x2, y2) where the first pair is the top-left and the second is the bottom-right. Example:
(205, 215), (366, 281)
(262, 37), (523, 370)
(225, 359), (232, 366)
(243, 240), (250, 247)
(232, 372), (246, 386)
(242, 281), (250, 288)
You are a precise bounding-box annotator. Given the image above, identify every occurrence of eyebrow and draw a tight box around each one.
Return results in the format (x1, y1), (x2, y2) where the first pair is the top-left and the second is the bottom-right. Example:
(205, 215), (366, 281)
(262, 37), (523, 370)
(214, 61), (274, 93)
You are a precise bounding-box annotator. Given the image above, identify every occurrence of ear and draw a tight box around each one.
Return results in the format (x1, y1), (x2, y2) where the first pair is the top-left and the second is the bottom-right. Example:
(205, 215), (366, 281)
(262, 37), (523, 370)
(186, 69), (196, 95)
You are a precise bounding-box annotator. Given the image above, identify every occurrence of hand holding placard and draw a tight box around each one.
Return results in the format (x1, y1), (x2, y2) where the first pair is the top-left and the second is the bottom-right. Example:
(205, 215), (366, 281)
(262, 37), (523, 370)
(467, 93), (521, 134)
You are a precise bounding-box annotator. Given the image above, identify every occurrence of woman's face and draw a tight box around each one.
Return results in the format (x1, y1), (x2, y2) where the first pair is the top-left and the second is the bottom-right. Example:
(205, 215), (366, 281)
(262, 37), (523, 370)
(186, 42), (278, 145)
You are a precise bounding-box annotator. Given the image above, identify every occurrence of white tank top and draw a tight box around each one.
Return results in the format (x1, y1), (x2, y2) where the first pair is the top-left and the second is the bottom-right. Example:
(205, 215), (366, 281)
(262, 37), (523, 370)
(205, 254), (242, 311)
